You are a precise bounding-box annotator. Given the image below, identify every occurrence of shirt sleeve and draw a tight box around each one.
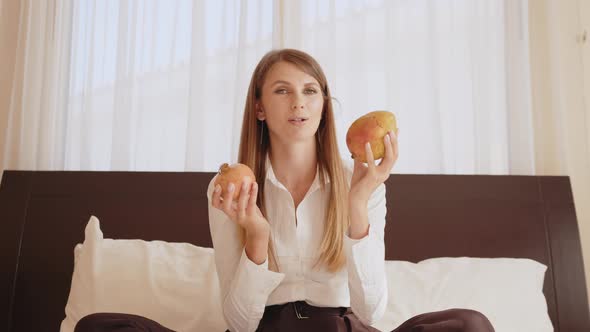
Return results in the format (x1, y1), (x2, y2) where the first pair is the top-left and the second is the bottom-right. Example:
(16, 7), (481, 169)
(343, 182), (388, 326)
(207, 176), (286, 332)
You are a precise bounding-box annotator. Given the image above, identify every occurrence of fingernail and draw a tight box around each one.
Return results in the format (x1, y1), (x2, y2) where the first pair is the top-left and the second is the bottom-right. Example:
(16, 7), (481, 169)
(242, 181), (248, 190)
(228, 183), (235, 192)
(385, 134), (390, 142)
(366, 142), (370, 149)
(214, 185), (221, 193)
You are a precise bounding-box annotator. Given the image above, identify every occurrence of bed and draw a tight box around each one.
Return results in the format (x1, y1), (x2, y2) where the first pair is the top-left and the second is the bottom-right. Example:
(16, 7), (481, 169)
(1, 170), (589, 331)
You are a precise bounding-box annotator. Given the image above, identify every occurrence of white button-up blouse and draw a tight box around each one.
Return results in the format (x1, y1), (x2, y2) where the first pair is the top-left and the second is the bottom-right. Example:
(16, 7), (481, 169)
(207, 157), (388, 332)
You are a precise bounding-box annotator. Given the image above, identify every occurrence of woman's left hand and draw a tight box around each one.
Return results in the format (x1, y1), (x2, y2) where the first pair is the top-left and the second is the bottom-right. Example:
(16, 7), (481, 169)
(349, 130), (399, 203)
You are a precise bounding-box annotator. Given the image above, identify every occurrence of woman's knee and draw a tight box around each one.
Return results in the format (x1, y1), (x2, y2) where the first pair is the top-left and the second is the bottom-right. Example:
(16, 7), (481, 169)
(74, 313), (106, 332)
(453, 309), (495, 332)
(74, 312), (175, 332)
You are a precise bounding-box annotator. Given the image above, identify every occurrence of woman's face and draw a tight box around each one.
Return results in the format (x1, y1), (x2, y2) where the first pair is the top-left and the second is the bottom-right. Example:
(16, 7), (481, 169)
(257, 61), (324, 146)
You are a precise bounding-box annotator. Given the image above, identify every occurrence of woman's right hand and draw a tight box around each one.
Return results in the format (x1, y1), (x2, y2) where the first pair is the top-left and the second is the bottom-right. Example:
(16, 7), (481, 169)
(211, 177), (270, 238)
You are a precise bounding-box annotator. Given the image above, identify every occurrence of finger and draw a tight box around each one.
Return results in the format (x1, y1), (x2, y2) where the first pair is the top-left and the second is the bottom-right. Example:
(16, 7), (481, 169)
(379, 132), (394, 170)
(237, 177), (251, 217)
(353, 158), (364, 172)
(212, 184), (222, 209)
(365, 141), (376, 173)
(222, 182), (235, 214)
(247, 181), (259, 213)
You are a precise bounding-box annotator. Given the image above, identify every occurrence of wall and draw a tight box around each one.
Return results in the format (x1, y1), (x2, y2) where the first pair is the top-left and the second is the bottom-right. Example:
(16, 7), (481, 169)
(529, 0), (590, 308)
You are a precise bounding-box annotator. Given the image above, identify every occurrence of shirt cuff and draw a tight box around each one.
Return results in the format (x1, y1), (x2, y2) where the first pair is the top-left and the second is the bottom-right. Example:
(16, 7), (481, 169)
(343, 224), (384, 285)
(344, 224), (370, 243)
(227, 249), (285, 328)
(344, 224), (388, 325)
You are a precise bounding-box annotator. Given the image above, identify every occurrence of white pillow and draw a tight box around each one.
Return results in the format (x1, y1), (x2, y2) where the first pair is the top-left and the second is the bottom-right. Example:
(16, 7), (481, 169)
(60, 216), (227, 332)
(372, 257), (554, 332)
(62, 216), (553, 332)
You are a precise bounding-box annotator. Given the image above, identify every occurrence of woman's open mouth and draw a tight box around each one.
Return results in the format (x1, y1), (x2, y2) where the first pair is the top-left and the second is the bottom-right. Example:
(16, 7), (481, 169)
(288, 117), (308, 126)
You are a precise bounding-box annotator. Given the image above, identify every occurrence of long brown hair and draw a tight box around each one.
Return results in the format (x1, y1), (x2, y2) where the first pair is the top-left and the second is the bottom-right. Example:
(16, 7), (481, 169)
(238, 49), (349, 273)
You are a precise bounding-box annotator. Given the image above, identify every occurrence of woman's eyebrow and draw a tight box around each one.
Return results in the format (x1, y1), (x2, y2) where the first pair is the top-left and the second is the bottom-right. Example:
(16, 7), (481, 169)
(271, 80), (291, 87)
(270, 80), (319, 88)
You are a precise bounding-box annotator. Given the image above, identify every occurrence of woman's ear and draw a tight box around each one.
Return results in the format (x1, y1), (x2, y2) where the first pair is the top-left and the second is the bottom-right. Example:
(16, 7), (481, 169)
(256, 103), (266, 121)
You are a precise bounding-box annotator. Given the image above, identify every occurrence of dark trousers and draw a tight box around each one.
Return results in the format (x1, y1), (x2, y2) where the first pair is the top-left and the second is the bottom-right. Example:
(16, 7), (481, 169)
(75, 301), (495, 332)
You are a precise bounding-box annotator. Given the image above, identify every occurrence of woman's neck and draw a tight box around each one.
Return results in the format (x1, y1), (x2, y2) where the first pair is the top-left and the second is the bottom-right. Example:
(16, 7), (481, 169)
(268, 140), (317, 193)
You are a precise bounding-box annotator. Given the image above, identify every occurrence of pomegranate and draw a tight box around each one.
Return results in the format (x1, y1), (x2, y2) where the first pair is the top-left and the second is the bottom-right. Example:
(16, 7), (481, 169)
(214, 163), (256, 201)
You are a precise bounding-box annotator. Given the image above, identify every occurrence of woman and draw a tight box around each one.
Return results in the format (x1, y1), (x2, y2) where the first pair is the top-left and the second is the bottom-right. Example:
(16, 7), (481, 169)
(74, 49), (495, 332)
(207, 49), (495, 332)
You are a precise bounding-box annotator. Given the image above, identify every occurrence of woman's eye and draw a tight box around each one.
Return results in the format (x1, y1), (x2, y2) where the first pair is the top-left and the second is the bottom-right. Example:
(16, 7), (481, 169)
(274, 88), (317, 95)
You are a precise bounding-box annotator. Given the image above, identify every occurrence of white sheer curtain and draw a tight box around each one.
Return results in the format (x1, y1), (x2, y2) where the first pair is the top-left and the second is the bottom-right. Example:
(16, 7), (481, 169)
(4, 0), (277, 172)
(3, 0), (532, 175)
(280, 0), (533, 175)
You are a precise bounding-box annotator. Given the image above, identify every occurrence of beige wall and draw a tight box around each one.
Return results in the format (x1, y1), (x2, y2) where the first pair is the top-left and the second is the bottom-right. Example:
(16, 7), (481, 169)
(0, 0), (21, 175)
(581, 0), (590, 179)
(579, 0), (590, 307)
(529, 0), (590, 308)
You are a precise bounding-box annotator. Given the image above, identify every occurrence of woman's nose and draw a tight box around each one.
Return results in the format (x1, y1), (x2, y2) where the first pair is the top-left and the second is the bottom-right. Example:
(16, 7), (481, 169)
(292, 95), (305, 109)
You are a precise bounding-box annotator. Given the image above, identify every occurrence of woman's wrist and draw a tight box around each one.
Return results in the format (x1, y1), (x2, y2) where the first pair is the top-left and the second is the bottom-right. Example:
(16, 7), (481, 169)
(245, 218), (270, 239)
(348, 192), (369, 209)
(348, 196), (370, 239)
(245, 227), (270, 265)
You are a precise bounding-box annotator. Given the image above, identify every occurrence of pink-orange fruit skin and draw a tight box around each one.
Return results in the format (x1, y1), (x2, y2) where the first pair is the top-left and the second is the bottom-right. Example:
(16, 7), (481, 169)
(214, 163), (256, 201)
(346, 111), (398, 163)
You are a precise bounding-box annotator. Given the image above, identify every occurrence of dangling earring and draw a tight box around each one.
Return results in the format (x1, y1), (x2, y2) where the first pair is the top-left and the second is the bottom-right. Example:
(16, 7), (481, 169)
(316, 132), (321, 152)
(316, 112), (324, 152)
(259, 121), (265, 146)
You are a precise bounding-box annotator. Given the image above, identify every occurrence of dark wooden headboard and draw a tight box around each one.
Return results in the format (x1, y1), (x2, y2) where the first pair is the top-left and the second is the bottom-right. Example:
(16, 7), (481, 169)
(1, 171), (588, 331)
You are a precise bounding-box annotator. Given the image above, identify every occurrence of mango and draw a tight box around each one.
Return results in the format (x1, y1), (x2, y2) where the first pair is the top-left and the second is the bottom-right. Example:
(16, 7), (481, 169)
(346, 111), (398, 163)
(214, 163), (256, 201)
